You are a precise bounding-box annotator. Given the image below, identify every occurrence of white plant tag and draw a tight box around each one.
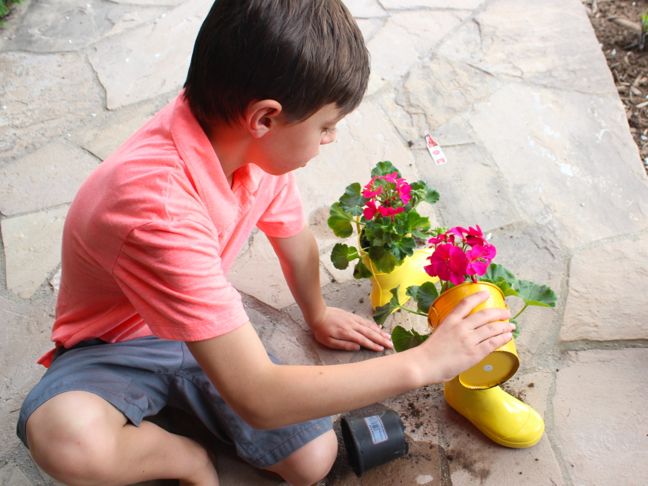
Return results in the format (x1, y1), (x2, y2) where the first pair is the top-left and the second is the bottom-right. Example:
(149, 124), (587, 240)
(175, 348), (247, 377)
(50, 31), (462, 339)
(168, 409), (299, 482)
(424, 132), (448, 166)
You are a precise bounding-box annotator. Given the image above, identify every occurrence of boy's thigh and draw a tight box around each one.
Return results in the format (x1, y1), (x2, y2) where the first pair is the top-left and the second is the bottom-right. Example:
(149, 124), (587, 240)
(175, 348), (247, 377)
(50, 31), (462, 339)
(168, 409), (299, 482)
(17, 336), (183, 448)
(172, 347), (334, 470)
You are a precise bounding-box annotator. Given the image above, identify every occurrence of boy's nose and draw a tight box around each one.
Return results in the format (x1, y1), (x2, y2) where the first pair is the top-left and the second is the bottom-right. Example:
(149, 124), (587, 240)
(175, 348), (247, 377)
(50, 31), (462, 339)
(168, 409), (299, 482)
(320, 131), (336, 145)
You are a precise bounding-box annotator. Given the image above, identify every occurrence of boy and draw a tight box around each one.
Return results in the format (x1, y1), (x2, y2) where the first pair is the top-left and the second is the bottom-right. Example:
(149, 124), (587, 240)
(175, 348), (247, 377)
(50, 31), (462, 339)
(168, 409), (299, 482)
(17, 1), (513, 485)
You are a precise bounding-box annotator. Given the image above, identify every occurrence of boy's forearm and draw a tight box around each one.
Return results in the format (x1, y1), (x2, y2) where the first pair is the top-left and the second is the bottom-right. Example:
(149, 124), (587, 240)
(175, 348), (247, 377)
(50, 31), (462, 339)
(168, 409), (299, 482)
(188, 323), (424, 429)
(268, 227), (326, 325)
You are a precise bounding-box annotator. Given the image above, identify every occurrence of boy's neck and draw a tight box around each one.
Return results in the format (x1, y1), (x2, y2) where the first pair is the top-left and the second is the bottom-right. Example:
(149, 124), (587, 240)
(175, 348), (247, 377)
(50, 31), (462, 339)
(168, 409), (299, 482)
(205, 121), (250, 187)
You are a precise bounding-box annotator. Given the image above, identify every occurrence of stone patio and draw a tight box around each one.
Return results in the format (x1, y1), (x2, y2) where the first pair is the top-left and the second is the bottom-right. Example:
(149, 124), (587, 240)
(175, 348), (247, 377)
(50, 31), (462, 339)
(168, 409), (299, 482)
(1, 0), (648, 485)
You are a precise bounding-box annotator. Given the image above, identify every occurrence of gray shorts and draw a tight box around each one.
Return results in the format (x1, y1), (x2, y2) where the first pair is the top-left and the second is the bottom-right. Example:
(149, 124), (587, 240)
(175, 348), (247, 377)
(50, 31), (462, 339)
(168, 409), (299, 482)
(16, 336), (332, 469)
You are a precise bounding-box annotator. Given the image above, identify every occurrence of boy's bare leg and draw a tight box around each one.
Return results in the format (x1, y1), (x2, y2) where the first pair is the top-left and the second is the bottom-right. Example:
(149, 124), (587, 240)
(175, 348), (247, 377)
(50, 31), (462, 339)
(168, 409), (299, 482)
(264, 430), (338, 486)
(25, 391), (219, 486)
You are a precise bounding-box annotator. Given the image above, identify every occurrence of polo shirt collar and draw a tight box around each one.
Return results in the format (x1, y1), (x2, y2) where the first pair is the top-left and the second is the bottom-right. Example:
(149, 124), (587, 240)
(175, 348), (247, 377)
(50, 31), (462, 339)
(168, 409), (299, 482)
(170, 93), (264, 232)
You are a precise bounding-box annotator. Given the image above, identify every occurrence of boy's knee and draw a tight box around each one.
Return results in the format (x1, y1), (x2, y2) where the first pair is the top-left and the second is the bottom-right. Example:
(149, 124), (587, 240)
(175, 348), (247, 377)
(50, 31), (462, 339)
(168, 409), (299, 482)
(26, 392), (122, 484)
(268, 430), (338, 486)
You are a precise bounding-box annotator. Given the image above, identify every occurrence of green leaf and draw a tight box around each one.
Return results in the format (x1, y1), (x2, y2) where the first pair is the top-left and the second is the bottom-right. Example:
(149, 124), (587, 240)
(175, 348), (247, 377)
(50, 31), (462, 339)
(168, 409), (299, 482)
(330, 243), (359, 270)
(481, 263), (517, 284)
(339, 183), (365, 216)
(372, 288), (401, 325)
(406, 209), (430, 228)
(353, 260), (372, 279)
(513, 280), (557, 308)
(391, 326), (430, 352)
(327, 202), (354, 238)
(389, 237), (416, 262)
(406, 282), (439, 313)
(479, 264), (519, 297)
(368, 247), (399, 273)
(409, 181), (440, 206)
(371, 161), (401, 177)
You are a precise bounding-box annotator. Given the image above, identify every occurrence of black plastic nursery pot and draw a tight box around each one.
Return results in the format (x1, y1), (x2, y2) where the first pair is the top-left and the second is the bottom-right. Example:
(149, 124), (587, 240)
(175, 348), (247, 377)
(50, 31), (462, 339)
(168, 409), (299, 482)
(341, 409), (408, 475)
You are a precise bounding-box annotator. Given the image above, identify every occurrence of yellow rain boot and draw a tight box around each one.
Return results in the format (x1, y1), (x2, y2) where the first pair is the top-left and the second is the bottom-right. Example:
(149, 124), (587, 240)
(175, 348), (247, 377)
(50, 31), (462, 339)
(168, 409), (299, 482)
(444, 377), (544, 448)
(369, 248), (437, 309)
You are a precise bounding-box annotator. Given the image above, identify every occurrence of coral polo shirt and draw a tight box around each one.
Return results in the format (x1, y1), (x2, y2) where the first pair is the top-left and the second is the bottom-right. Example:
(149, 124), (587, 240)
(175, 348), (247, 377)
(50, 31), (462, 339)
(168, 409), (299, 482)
(39, 94), (305, 367)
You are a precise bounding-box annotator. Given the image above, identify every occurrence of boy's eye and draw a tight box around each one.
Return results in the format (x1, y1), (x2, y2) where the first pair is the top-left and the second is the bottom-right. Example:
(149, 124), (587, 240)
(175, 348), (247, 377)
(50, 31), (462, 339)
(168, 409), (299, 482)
(323, 127), (336, 134)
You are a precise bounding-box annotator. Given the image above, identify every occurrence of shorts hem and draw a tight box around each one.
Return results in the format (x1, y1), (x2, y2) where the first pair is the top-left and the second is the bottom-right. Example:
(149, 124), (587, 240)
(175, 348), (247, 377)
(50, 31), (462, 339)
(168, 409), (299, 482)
(244, 417), (333, 469)
(17, 385), (146, 449)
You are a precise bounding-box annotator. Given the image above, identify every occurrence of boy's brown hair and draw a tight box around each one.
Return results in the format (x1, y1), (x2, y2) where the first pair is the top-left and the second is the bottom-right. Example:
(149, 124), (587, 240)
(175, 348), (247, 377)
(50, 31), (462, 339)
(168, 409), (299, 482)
(184, 0), (370, 126)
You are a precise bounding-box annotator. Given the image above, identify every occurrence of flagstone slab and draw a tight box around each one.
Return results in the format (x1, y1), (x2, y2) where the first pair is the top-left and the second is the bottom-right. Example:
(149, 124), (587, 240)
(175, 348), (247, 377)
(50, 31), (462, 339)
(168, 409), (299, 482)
(243, 294), (322, 366)
(381, 0), (485, 9)
(0, 293), (55, 457)
(0, 141), (98, 217)
(385, 386), (443, 443)
(329, 438), (445, 485)
(0, 465), (31, 486)
(468, 83), (648, 249)
(438, 0), (614, 94)
(2, 206), (69, 299)
(554, 349), (648, 485)
(110, 0), (183, 5)
(443, 369), (563, 485)
(77, 95), (172, 161)
(366, 10), (468, 95)
(4, 0), (167, 53)
(0, 51), (103, 160)
(561, 233), (648, 342)
(400, 57), (503, 130)
(228, 230), (333, 311)
(88, 0), (211, 110)
(344, 0), (386, 18)
(412, 140), (520, 233)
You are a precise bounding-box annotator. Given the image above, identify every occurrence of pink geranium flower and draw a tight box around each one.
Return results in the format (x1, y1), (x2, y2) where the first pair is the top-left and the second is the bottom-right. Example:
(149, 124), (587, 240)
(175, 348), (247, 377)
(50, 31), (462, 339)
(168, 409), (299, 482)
(466, 243), (496, 276)
(362, 171), (412, 221)
(424, 243), (469, 285)
(425, 225), (496, 285)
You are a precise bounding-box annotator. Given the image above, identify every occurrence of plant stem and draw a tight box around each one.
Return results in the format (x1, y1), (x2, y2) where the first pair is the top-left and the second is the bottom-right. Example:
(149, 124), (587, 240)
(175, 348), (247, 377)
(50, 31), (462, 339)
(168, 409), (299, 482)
(511, 303), (528, 321)
(398, 306), (428, 317)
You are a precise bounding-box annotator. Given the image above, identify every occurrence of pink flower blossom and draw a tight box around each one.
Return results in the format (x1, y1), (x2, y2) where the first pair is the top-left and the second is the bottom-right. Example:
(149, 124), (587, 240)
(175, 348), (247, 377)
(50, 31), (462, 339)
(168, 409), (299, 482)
(426, 225), (497, 285)
(363, 200), (378, 220)
(465, 243), (496, 276)
(463, 225), (487, 247)
(362, 177), (383, 199)
(398, 183), (412, 205)
(361, 172), (412, 221)
(378, 205), (405, 218)
(424, 243), (468, 285)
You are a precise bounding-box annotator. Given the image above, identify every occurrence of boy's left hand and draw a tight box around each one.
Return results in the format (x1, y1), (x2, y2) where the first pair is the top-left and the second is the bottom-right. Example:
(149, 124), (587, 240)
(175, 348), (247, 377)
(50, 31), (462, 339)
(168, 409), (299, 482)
(308, 306), (393, 352)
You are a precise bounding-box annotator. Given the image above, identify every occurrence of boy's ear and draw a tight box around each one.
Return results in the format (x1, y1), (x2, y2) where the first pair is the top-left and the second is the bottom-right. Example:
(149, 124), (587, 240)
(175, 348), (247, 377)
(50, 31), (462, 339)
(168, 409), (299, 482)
(245, 99), (283, 138)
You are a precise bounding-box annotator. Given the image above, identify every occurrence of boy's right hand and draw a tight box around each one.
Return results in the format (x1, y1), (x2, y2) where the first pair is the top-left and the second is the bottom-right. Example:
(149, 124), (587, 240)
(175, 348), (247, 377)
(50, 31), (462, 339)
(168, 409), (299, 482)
(413, 291), (514, 384)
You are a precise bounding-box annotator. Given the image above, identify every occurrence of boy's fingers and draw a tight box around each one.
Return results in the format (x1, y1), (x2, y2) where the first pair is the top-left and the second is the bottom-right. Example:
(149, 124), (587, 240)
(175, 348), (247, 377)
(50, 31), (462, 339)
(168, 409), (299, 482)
(474, 320), (515, 345)
(468, 308), (511, 329)
(478, 331), (513, 354)
(328, 337), (361, 351)
(353, 315), (391, 338)
(448, 291), (491, 320)
(353, 325), (393, 349)
(344, 331), (384, 352)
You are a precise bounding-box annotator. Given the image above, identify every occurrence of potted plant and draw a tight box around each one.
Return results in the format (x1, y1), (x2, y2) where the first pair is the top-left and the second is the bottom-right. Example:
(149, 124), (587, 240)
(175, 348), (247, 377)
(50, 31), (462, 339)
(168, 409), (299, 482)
(327, 161), (440, 309)
(376, 225), (557, 389)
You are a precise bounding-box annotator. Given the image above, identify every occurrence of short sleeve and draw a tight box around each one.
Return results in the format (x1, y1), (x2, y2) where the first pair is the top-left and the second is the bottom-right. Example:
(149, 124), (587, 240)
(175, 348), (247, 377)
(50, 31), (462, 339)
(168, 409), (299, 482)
(256, 172), (305, 238)
(113, 218), (248, 341)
